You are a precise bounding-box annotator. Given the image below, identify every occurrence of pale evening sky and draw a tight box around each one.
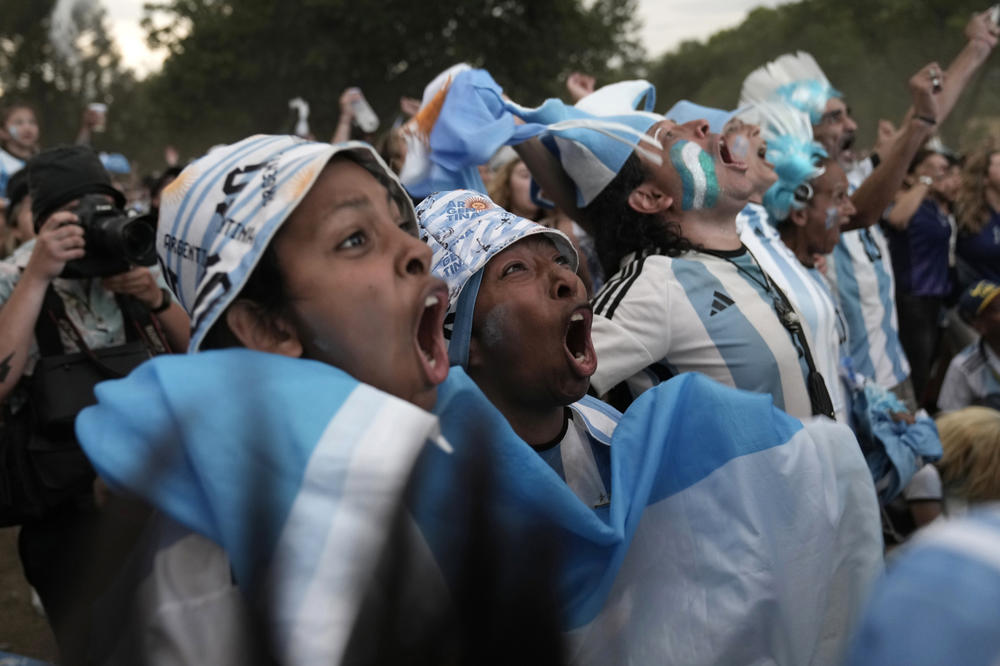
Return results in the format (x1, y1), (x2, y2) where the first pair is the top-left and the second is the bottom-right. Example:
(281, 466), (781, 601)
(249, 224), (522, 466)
(98, 0), (797, 76)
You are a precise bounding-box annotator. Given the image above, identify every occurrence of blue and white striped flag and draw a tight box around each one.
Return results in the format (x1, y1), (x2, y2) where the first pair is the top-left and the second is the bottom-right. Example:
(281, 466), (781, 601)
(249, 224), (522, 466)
(77, 351), (881, 665)
(76, 349), (441, 665)
(398, 67), (663, 206)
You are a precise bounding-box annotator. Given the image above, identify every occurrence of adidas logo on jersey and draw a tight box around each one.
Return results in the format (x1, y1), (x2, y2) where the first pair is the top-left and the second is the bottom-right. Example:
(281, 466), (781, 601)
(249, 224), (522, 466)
(710, 290), (735, 316)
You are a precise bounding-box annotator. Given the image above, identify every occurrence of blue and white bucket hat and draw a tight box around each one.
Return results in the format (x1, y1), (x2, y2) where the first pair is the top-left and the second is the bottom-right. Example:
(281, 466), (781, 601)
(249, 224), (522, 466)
(156, 135), (415, 352)
(415, 189), (578, 368)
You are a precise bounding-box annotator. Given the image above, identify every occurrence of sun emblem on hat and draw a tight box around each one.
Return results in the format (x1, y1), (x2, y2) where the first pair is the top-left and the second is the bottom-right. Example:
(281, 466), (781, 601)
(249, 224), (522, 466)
(161, 165), (199, 208)
(465, 196), (492, 212)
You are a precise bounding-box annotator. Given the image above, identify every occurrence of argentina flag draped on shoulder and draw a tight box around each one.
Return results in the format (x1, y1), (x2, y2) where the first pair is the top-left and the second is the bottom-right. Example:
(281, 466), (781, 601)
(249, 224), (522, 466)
(75, 349), (443, 665)
(76, 351), (880, 665)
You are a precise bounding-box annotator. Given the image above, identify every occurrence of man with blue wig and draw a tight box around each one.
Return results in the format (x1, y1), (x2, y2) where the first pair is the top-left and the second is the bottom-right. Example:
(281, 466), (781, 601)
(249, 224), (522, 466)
(740, 13), (998, 406)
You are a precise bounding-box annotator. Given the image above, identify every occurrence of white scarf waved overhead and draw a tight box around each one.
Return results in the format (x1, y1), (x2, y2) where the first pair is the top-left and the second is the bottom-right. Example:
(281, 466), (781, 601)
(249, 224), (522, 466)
(76, 350), (881, 665)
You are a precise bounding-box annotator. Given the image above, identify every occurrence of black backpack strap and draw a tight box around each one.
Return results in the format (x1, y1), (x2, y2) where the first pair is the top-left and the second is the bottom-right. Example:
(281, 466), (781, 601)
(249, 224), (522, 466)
(114, 293), (171, 355)
(113, 293), (144, 345)
(33, 285), (70, 357)
(33, 284), (171, 361)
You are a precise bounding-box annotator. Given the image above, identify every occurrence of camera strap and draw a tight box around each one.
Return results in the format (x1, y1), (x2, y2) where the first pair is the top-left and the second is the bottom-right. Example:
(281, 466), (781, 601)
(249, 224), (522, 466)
(34, 285), (170, 362)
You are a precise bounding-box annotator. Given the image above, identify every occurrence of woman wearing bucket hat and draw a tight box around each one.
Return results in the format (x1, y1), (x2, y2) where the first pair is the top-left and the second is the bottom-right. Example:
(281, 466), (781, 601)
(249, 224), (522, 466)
(73, 135), (456, 662)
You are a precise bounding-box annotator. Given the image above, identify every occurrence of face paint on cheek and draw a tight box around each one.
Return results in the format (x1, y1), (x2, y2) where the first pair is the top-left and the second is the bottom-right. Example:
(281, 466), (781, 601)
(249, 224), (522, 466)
(669, 140), (719, 210)
(729, 134), (750, 162)
(824, 206), (838, 230)
(6, 126), (17, 141)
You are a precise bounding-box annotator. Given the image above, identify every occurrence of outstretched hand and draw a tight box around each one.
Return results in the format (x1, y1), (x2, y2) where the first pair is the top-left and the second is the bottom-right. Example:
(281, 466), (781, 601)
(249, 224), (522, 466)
(339, 87), (363, 119)
(399, 96), (421, 117)
(873, 119), (901, 157)
(908, 62), (943, 123)
(966, 9), (1000, 49)
(566, 72), (596, 103)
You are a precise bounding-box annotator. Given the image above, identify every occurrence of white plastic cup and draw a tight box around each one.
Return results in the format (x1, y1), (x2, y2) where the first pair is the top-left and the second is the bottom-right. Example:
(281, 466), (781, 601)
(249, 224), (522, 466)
(88, 103), (107, 133)
(348, 89), (379, 134)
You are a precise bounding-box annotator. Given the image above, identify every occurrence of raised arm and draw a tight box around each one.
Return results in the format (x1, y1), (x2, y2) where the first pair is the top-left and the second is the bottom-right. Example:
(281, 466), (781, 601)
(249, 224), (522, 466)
(0, 212), (85, 401)
(513, 138), (589, 234)
(900, 10), (998, 128)
(843, 65), (939, 231)
(846, 13), (997, 231)
(884, 179), (931, 231)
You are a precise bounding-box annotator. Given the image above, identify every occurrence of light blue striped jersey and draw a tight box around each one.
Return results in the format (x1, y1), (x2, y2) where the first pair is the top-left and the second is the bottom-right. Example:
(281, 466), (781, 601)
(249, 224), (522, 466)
(827, 160), (910, 387)
(737, 202), (848, 422)
(938, 339), (1000, 411)
(590, 247), (815, 419)
(536, 396), (618, 512)
(0, 147), (24, 200)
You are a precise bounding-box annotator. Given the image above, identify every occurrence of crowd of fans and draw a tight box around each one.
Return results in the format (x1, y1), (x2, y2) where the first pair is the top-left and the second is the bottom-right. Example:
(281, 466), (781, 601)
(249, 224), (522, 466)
(1, 8), (1000, 666)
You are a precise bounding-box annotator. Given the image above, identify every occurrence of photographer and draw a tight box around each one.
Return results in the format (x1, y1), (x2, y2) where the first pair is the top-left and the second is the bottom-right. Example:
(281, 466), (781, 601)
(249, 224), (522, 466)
(0, 145), (188, 655)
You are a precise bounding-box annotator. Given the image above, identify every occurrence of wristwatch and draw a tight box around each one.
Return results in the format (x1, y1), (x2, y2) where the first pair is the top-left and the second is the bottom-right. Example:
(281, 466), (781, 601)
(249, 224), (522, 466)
(151, 287), (172, 314)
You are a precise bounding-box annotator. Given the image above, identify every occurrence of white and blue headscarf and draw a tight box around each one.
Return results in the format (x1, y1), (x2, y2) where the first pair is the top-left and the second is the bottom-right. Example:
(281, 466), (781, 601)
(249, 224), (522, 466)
(415, 189), (577, 368)
(156, 135), (414, 352)
(398, 66), (663, 207)
(740, 51), (842, 125)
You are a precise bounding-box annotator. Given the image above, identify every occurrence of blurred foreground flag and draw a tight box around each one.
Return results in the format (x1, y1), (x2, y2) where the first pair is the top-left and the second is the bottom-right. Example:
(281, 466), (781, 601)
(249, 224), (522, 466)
(77, 351), (881, 665)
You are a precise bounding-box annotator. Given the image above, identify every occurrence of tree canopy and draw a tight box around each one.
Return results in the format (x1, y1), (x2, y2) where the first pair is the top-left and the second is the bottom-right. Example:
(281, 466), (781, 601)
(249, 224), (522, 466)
(646, 0), (1000, 152)
(3, 0), (1000, 171)
(138, 0), (643, 160)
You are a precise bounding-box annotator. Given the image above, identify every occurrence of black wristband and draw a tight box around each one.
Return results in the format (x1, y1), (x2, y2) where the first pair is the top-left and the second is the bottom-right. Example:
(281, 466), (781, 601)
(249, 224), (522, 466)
(150, 287), (172, 314)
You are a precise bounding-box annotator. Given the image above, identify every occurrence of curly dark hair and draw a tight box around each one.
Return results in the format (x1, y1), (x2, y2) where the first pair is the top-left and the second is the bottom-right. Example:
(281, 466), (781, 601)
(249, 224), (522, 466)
(585, 152), (692, 276)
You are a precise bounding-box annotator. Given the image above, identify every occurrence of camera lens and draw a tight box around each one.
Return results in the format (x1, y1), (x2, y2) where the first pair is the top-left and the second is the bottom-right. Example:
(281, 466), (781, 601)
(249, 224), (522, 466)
(122, 217), (156, 263)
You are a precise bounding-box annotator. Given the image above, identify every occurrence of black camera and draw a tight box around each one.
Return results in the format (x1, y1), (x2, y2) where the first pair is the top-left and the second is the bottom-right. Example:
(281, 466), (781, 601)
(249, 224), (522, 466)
(62, 194), (157, 278)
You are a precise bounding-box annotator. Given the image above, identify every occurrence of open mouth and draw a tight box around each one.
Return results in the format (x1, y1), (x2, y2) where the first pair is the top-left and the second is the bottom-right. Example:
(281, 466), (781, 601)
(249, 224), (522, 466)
(718, 135), (748, 171)
(563, 305), (597, 378)
(415, 283), (450, 386)
(840, 133), (855, 152)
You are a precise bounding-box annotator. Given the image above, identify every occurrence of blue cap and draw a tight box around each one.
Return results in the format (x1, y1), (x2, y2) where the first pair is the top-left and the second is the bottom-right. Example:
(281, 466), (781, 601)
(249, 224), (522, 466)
(959, 281), (1000, 322)
(665, 100), (740, 134)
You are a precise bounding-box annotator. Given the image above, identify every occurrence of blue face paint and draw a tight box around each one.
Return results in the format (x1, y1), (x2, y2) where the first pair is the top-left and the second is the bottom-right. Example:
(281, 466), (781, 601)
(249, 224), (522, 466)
(669, 140), (719, 211)
(824, 206), (838, 230)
